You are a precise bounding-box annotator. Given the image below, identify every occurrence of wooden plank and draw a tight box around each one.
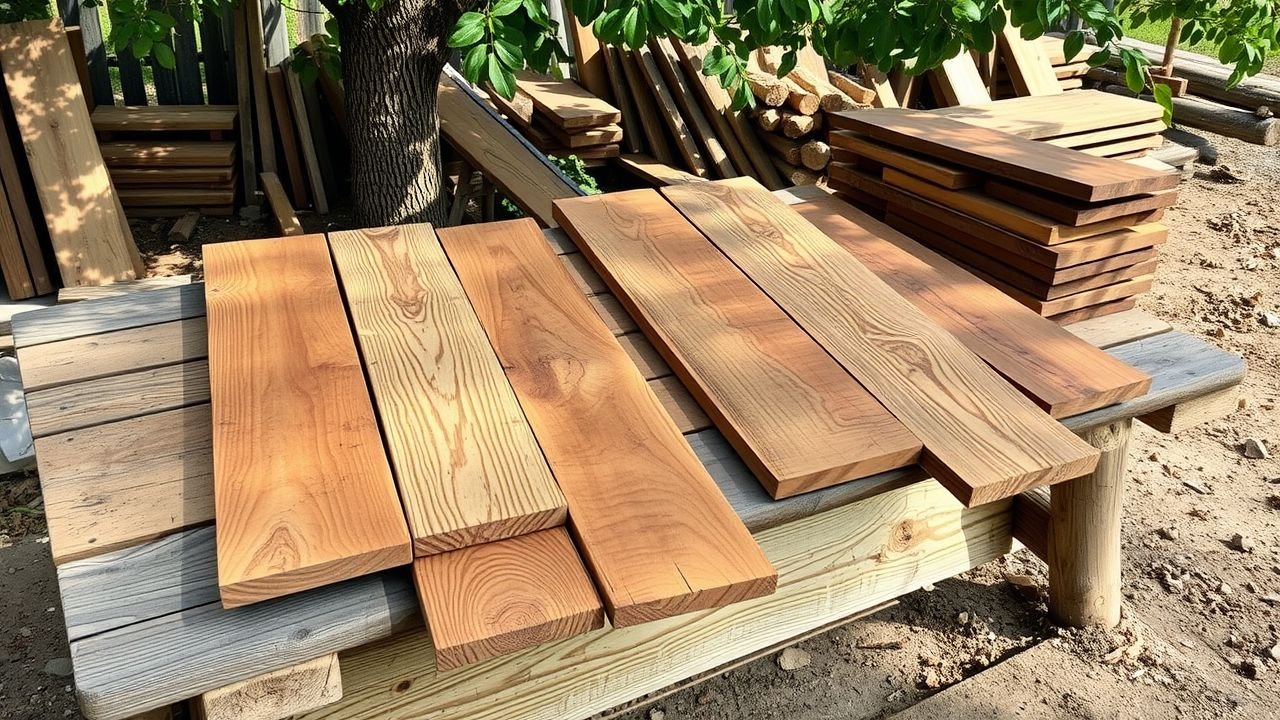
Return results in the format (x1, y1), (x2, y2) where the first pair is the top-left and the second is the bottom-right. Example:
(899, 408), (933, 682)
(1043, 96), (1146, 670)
(829, 131), (978, 189)
(539, 121), (623, 148)
(1043, 119), (1168, 149)
(232, 2), (259, 203)
(203, 236), (411, 607)
(259, 172), (304, 236)
(100, 141), (237, 167)
(265, 68), (309, 207)
(411, 527), (604, 671)
(0, 19), (143, 287)
(932, 91), (1163, 139)
(199, 9), (233, 105)
(328, 225), (567, 555)
(601, 45), (643, 153)
(555, 191), (922, 498)
(881, 168), (1164, 245)
(118, 187), (236, 207)
(968, 265), (1155, 317)
(613, 153), (705, 186)
(0, 163), (33, 298)
(57, 274), (192, 304)
(669, 41), (755, 176)
(566, 15), (610, 102)
(17, 315), (206, 390)
(662, 179), (1100, 507)
(284, 67), (330, 213)
(25, 359), (209, 438)
(984, 180), (1178, 227)
(649, 39), (736, 178)
(1138, 385), (1240, 434)
(435, 218), (776, 627)
(515, 71), (620, 129)
(792, 193), (1151, 418)
(632, 46), (709, 177)
(193, 654), (343, 720)
(829, 109), (1180, 202)
(245, 0), (278, 174)
(1063, 308), (1171, 349)
(997, 22), (1063, 96)
(111, 167), (236, 185)
(437, 71), (583, 227)
(172, 17), (204, 104)
(932, 51), (992, 106)
(297, 68), (338, 202)
(858, 63), (899, 108)
(616, 46), (675, 164)
(0, 104), (53, 295)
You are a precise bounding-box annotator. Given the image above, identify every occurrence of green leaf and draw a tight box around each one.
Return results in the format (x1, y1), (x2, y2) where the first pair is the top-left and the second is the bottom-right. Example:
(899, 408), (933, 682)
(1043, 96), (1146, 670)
(1123, 52), (1144, 94)
(955, 0), (981, 22)
(1087, 48), (1111, 66)
(621, 6), (646, 50)
(776, 50), (797, 78)
(1063, 31), (1084, 62)
(487, 54), (516, 99)
(491, 0), (522, 16)
(448, 13), (486, 48)
(131, 36), (153, 59)
(1152, 82), (1173, 125)
(493, 38), (522, 70)
(463, 45), (488, 81)
(153, 42), (175, 70)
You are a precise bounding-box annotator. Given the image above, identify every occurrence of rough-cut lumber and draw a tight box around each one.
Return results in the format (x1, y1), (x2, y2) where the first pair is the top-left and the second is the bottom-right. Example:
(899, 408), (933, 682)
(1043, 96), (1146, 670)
(932, 51), (993, 106)
(118, 187), (235, 208)
(244, 0), (277, 174)
(601, 45), (642, 153)
(633, 46), (709, 177)
(99, 141), (236, 167)
(0, 168), (33, 298)
(829, 132), (978, 189)
(793, 192), (1151, 418)
(437, 70), (584, 226)
(567, 15), (610, 102)
(1042, 119), (1168, 150)
(933, 90), (1163, 139)
(411, 528), (604, 670)
(25, 358), (209, 438)
(265, 67), (308, 207)
(0, 19), (144, 287)
(515, 71), (620, 129)
(168, 211), (201, 243)
(663, 179), (1100, 506)
(830, 109), (1180, 202)
(91, 105), (238, 132)
(555, 191), (921, 498)
(57, 274), (193, 304)
(614, 153), (704, 186)
(328, 225), (566, 554)
(232, 3), (258, 202)
(1063, 308), (1171, 349)
(257, 172), (303, 237)
(649, 39), (736, 178)
(538, 121), (622, 148)
(0, 111), (51, 295)
(192, 654), (343, 720)
(203, 236), (411, 607)
(1138, 384), (1239, 434)
(669, 41), (753, 175)
(616, 47), (676, 165)
(984, 180), (1178, 227)
(435, 218), (776, 626)
(997, 22), (1063, 96)
(882, 168), (1162, 245)
(858, 63), (899, 108)
(283, 67), (329, 213)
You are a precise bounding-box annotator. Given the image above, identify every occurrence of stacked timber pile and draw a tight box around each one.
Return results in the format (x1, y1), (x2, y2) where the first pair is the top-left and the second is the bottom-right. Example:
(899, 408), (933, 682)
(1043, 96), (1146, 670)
(485, 72), (624, 166)
(93, 106), (239, 216)
(827, 109), (1181, 324)
(0, 19), (144, 299)
(990, 36), (1089, 98)
(745, 46), (873, 185)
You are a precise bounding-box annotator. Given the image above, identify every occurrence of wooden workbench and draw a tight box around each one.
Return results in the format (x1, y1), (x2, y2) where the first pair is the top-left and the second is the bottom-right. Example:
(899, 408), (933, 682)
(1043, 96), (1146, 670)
(14, 218), (1244, 720)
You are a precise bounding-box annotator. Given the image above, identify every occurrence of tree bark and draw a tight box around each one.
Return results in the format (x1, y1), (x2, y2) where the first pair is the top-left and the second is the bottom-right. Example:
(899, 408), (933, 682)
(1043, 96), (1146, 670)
(330, 0), (470, 227)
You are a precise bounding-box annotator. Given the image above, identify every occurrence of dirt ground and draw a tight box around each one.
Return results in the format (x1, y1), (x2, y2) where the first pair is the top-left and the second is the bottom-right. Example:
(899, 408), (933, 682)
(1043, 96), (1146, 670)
(2, 129), (1278, 720)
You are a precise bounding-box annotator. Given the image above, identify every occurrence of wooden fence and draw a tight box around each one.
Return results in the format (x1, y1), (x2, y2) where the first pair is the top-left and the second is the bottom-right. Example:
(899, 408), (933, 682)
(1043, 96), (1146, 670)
(57, 0), (327, 107)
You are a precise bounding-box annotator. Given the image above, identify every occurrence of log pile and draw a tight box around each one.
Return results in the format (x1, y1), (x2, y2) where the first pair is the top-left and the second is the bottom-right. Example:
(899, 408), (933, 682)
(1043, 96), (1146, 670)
(826, 108), (1181, 324)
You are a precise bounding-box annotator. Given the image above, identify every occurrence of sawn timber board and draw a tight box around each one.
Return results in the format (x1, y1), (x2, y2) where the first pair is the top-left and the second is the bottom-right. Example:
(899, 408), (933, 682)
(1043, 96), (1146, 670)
(983, 180), (1179, 227)
(435, 218), (776, 627)
(514, 71), (621, 129)
(554, 190), (922, 498)
(328, 225), (567, 554)
(203, 235), (411, 607)
(828, 109), (1180, 202)
(792, 192), (1151, 418)
(933, 91), (1164, 140)
(662, 179), (1100, 507)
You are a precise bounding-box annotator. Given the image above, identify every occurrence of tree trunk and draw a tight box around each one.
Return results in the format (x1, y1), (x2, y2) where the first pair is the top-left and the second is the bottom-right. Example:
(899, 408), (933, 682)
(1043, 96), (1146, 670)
(332, 0), (469, 227)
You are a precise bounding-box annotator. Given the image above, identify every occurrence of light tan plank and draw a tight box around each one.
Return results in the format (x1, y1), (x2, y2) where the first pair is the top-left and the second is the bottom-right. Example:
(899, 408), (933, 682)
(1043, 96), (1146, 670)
(193, 654), (342, 720)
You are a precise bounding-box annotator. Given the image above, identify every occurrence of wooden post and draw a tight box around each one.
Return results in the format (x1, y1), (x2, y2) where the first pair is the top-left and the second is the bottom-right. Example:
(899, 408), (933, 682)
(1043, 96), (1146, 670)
(1048, 418), (1131, 627)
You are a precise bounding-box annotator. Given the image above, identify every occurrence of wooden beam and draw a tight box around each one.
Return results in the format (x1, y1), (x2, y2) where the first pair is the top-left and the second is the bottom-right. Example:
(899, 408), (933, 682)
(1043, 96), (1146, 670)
(829, 132), (978, 189)
(192, 654), (342, 720)
(264, 66), (308, 208)
(515, 71), (620, 129)
(632, 46), (709, 177)
(283, 67), (329, 213)
(566, 14), (610, 102)
(232, 3), (258, 203)
(435, 218), (775, 626)
(997, 20), (1064, 96)
(203, 236), (411, 607)
(648, 39), (736, 178)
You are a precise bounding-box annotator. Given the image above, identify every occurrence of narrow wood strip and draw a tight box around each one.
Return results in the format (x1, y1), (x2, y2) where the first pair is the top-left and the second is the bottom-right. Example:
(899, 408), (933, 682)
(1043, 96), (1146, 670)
(663, 179), (1100, 507)
(284, 67), (329, 213)
(259, 172), (304, 236)
(984, 180), (1178, 227)
(328, 225), (566, 555)
(11, 283), (206, 348)
(829, 132), (978, 189)
(436, 218), (776, 627)
(1048, 298), (1138, 326)
(616, 47), (677, 165)
(555, 191), (922, 497)
(26, 359), (210, 438)
(412, 527), (604, 671)
(669, 41), (756, 177)
(1062, 308), (1172, 349)
(16, 317), (207, 391)
(56, 275), (193, 304)
(265, 66), (309, 207)
(792, 193), (1151, 418)
(0, 102), (53, 294)
(1043, 119), (1168, 149)
(244, 0), (277, 174)
(648, 38), (736, 178)
(632, 46), (709, 177)
(204, 236), (411, 608)
(997, 22), (1063, 96)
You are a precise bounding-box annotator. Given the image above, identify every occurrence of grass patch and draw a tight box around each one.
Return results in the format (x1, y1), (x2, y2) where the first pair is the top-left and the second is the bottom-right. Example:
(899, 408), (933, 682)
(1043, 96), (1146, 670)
(1124, 17), (1280, 74)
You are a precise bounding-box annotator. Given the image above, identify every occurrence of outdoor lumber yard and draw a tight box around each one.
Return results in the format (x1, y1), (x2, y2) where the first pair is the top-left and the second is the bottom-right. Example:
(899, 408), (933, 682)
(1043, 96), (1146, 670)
(0, 0), (1278, 718)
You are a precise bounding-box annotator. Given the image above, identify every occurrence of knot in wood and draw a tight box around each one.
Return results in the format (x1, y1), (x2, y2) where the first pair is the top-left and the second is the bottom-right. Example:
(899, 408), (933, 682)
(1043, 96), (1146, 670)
(887, 520), (917, 552)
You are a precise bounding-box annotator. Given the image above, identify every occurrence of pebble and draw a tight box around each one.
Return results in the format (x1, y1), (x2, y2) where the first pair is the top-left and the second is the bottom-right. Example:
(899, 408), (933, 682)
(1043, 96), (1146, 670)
(1218, 582), (1234, 595)
(1266, 645), (1280, 661)
(17, 627), (30, 638)
(1232, 534), (1257, 553)
(1159, 527), (1180, 541)
(777, 647), (811, 671)
(1183, 479), (1211, 495)
(648, 708), (665, 720)
(1243, 438), (1269, 459)
(921, 667), (942, 688)
(957, 611), (970, 625)
(42, 658), (73, 678)
(1261, 312), (1280, 328)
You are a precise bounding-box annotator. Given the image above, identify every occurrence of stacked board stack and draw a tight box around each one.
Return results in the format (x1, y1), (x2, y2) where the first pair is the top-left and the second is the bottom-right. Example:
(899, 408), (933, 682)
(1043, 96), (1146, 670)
(485, 72), (625, 166)
(94, 106), (240, 217)
(826, 108), (1181, 324)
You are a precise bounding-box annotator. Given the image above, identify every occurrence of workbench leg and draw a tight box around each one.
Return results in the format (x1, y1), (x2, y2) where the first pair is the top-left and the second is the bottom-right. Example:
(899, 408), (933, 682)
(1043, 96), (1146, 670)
(1048, 418), (1131, 628)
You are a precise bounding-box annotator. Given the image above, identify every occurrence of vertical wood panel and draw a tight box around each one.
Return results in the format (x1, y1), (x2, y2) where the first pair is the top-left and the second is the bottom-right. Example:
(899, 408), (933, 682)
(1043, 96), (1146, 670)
(117, 50), (149, 106)
(172, 16), (204, 104)
(202, 9), (233, 104)
(260, 0), (290, 64)
(296, 0), (326, 40)
(59, 0), (114, 106)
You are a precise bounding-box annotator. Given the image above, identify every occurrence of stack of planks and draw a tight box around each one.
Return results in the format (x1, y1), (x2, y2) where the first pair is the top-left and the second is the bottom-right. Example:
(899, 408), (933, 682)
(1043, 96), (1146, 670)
(989, 36), (1089, 98)
(485, 71), (625, 166)
(827, 108), (1181, 324)
(0, 19), (144, 298)
(94, 106), (240, 216)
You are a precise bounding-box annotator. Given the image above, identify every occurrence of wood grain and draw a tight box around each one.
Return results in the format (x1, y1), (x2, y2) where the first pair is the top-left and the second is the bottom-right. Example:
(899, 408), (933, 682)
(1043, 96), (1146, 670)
(648, 38), (736, 178)
(933, 91), (1163, 139)
(983, 180), (1178, 227)
(0, 104), (52, 295)
(193, 654), (342, 720)
(514, 71), (620, 129)
(997, 21), (1064, 97)
(0, 19), (143, 287)
(828, 109), (1180, 202)
(435, 218), (776, 626)
(259, 172), (304, 236)
(25, 359), (209, 437)
(555, 191), (921, 497)
(328, 225), (566, 554)
(284, 67), (328, 213)
(792, 193), (1151, 418)
(662, 179), (1100, 506)
(829, 132), (978, 189)
(633, 46), (709, 177)
(203, 236), (411, 607)
(1063, 308), (1171, 349)
(412, 527), (604, 670)
(264, 67), (308, 207)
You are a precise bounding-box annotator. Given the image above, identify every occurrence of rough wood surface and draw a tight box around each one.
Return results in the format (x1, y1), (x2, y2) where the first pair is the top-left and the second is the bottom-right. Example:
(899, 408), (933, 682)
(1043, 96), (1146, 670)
(0, 19), (143, 287)
(933, 90), (1163, 139)
(0, 105), (52, 294)
(436, 218), (776, 626)
(264, 67), (308, 207)
(283, 67), (329, 213)
(649, 39), (736, 178)
(25, 359), (209, 438)
(663, 179), (1100, 507)
(515, 71), (620, 129)
(1138, 385), (1240, 434)
(616, 47), (676, 165)
(614, 154), (704, 186)
(793, 193), (1151, 418)
(633, 46), (709, 177)
(669, 41), (755, 176)
(17, 315), (206, 392)
(203, 236), (411, 607)
(997, 23), (1064, 96)
(56, 275), (192, 304)
(90, 104), (238, 131)
(328, 225), (566, 554)
(830, 109), (1180, 202)
(258, 172), (303, 236)
(192, 654), (342, 720)
(99, 141), (237, 167)
(933, 50), (993, 106)
(1063, 308), (1172, 349)
(412, 527), (604, 670)
(555, 191), (921, 498)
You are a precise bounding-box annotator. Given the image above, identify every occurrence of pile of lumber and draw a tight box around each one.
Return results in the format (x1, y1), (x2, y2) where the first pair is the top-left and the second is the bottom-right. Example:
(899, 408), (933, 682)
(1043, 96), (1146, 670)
(94, 106), (239, 216)
(827, 108), (1181, 324)
(0, 19), (144, 299)
(485, 71), (625, 166)
(990, 36), (1089, 98)
(744, 46), (873, 185)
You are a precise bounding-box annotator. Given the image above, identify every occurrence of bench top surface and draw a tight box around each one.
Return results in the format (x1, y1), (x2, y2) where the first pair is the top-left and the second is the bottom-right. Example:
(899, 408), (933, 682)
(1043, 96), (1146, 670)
(13, 236), (1245, 719)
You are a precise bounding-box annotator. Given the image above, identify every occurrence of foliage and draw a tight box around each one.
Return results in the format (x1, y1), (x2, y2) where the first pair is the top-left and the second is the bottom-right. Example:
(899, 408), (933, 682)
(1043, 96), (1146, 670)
(1119, 0), (1278, 87)
(97, 0), (233, 69)
(0, 0), (50, 24)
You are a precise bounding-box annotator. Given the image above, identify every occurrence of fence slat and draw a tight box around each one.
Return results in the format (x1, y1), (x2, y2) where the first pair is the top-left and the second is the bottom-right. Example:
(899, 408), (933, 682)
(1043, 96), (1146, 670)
(117, 50), (148, 105)
(201, 10), (233, 104)
(296, 0), (325, 41)
(260, 0), (290, 64)
(58, 0), (114, 106)
(173, 16), (204, 104)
